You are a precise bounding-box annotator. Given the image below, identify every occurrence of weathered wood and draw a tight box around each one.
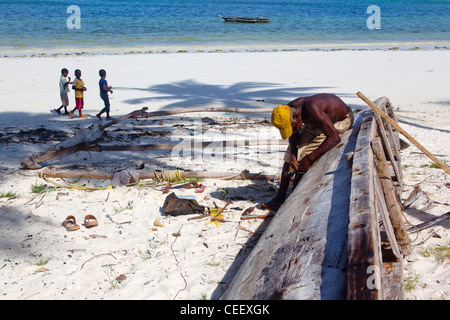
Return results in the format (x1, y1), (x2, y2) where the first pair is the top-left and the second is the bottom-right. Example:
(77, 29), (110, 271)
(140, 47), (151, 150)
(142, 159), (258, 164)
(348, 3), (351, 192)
(137, 107), (274, 119)
(373, 163), (402, 262)
(21, 107), (149, 169)
(381, 98), (402, 166)
(22, 139), (288, 168)
(99, 107), (149, 131)
(220, 97), (406, 300)
(221, 110), (365, 300)
(382, 262), (404, 300)
(373, 108), (402, 186)
(407, 211), (450, 233)
(22, 106), (276, 170)
(358, 91), (450, 175)
(346, 113), (383, 300)
(38, 169), (279, 181)
(371, 138), (411, 256)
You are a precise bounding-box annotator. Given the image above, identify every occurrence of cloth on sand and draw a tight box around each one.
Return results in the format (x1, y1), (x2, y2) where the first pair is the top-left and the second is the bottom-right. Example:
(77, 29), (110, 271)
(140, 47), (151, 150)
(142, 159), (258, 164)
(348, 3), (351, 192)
(162, 192), (205, 216)
(112, 169), (140, 186)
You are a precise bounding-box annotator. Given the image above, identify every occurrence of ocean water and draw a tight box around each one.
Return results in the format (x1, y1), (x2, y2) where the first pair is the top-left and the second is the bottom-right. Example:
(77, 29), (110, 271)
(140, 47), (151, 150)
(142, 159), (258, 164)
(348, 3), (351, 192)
(0, 0), (449, 55)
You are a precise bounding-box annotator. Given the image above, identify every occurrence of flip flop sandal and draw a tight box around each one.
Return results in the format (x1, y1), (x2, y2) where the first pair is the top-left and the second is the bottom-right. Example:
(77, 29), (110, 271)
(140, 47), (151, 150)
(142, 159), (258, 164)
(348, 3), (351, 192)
(183, 181), (199, 189)
(62, 215), (80, 231)
(84, 215), (98, 228)
(194, 184), (206, 193)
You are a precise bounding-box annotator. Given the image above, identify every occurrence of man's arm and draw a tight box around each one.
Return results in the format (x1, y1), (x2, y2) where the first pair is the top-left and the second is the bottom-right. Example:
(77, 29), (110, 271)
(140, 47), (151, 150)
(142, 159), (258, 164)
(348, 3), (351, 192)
(288, 131), (301, 171)
(296, 103), (341, 172)
(307, 110), (340, 162)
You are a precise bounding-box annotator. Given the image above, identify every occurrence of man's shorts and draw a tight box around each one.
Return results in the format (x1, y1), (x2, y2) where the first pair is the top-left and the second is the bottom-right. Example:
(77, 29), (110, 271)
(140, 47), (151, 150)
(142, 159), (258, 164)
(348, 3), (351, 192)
(60, 93), (69, 107)
(284, 106), (354, 163)
(75, 97), (84, 110)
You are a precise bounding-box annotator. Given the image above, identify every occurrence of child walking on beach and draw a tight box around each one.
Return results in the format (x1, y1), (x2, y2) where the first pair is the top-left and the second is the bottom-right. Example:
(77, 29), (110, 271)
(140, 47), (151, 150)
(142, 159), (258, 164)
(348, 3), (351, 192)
(69, 69), (88, 119)
(96, 69), (113, 121)
(54, 68), (72, 115)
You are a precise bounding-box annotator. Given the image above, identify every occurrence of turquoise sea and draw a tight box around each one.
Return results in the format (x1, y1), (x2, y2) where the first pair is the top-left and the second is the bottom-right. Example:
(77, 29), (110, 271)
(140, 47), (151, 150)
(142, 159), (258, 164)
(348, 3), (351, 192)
(0, 0), (449, 55)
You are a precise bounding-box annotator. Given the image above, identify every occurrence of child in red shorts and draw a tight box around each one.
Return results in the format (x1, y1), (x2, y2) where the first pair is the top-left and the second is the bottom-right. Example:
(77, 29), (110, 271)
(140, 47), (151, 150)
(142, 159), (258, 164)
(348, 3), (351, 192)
(69, 69), (88, 119)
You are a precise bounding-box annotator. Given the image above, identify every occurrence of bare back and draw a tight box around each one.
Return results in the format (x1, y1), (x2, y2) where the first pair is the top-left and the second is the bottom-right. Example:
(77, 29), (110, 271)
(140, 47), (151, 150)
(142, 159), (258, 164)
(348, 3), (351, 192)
(289, 93), (349, 128)
(288, 93), (350, 162)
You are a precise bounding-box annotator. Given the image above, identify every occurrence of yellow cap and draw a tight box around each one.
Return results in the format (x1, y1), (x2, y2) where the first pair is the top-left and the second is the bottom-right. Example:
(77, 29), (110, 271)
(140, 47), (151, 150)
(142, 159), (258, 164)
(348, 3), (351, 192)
(271, 104), (292, 139)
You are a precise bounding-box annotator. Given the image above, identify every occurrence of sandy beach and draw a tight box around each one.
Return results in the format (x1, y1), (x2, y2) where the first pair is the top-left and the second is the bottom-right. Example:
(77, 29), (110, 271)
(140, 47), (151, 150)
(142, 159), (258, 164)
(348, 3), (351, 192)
(0, 49), (449, 301)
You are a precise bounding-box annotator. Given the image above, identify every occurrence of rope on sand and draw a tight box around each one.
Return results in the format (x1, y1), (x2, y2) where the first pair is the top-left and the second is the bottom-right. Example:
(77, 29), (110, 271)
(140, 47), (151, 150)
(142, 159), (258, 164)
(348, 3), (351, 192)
(153, 169), (183, 182)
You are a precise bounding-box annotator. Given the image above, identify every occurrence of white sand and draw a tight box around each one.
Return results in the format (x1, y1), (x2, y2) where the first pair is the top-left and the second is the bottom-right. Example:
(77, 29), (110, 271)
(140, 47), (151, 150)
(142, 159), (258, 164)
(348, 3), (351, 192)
(0, 50), (449, 300)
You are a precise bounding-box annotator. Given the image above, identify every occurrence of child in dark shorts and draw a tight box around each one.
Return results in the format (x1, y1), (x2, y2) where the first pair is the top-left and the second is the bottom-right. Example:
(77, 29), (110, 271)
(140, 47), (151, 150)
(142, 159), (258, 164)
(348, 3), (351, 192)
(96, 69), (113, 121)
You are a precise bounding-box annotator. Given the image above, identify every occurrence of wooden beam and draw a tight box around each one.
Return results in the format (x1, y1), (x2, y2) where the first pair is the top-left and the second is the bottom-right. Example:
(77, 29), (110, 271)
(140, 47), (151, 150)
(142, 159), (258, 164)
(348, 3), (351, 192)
(39, 169), (279, 181)
(373, 165), (402, 262)
(346, 113), (383, 300)
(371, 138), (411, 256)
(357, 91), (450, 175)
(373, 108), (402, 186)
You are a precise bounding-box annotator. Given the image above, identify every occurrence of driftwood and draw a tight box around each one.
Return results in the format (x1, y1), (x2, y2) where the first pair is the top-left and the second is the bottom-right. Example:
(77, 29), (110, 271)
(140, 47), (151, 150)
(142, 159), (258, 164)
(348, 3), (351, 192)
(22, 139), (288, 168)
(407, 211), (450, 233)
(21, 106), (275, 170)
(222, 96), (410, 300)
(21, 107), (149, 169)
(39, 169), (279, 181)
(136, 107), (274, 119)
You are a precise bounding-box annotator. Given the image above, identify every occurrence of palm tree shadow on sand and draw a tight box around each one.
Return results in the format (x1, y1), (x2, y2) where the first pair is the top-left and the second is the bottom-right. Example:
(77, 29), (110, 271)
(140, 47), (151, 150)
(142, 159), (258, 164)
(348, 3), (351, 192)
(116, 79), (353, 110)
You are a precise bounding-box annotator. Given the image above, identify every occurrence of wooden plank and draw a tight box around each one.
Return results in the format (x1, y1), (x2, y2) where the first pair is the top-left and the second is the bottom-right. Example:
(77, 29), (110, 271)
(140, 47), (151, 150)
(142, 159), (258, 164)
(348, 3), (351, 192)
(374, 97), (402, 158)
(371, 138), (411, 256)
(372, 156), (402, 262)
(221, 111), (365, 300)
(357, 91), (450, 175)
(382, 262), (404, 300)
(346, 112), (384, 300)
(39, 169), (280, 181)
(372, 98), (402, 187)
(374, 112), (402, 185)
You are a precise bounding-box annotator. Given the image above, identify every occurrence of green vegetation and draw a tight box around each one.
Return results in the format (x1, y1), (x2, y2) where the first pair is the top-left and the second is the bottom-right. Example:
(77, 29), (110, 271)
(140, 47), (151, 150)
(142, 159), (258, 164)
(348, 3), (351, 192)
(0, 191), (17, 198)
(420, 159), (449, 169)
(404, 271), (421, 292)
(31, 183), (47, 194)
(420, 240), (450, 262)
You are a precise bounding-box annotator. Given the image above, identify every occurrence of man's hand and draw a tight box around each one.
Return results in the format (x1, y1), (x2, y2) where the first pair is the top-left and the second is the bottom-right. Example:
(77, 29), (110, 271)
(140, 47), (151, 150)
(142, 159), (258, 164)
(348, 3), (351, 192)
(290, 154), (299, 173)
(297, 155), (313, 173)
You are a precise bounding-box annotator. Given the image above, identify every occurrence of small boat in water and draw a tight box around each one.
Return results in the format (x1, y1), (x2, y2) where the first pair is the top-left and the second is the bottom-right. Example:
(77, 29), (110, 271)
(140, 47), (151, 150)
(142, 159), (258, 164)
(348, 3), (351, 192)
(220, 15), (270, 23)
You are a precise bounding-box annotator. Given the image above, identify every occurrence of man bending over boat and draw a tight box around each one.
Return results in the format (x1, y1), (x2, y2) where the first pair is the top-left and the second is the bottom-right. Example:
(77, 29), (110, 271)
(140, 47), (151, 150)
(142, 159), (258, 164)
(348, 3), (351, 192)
(263, 93), (354, 211)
